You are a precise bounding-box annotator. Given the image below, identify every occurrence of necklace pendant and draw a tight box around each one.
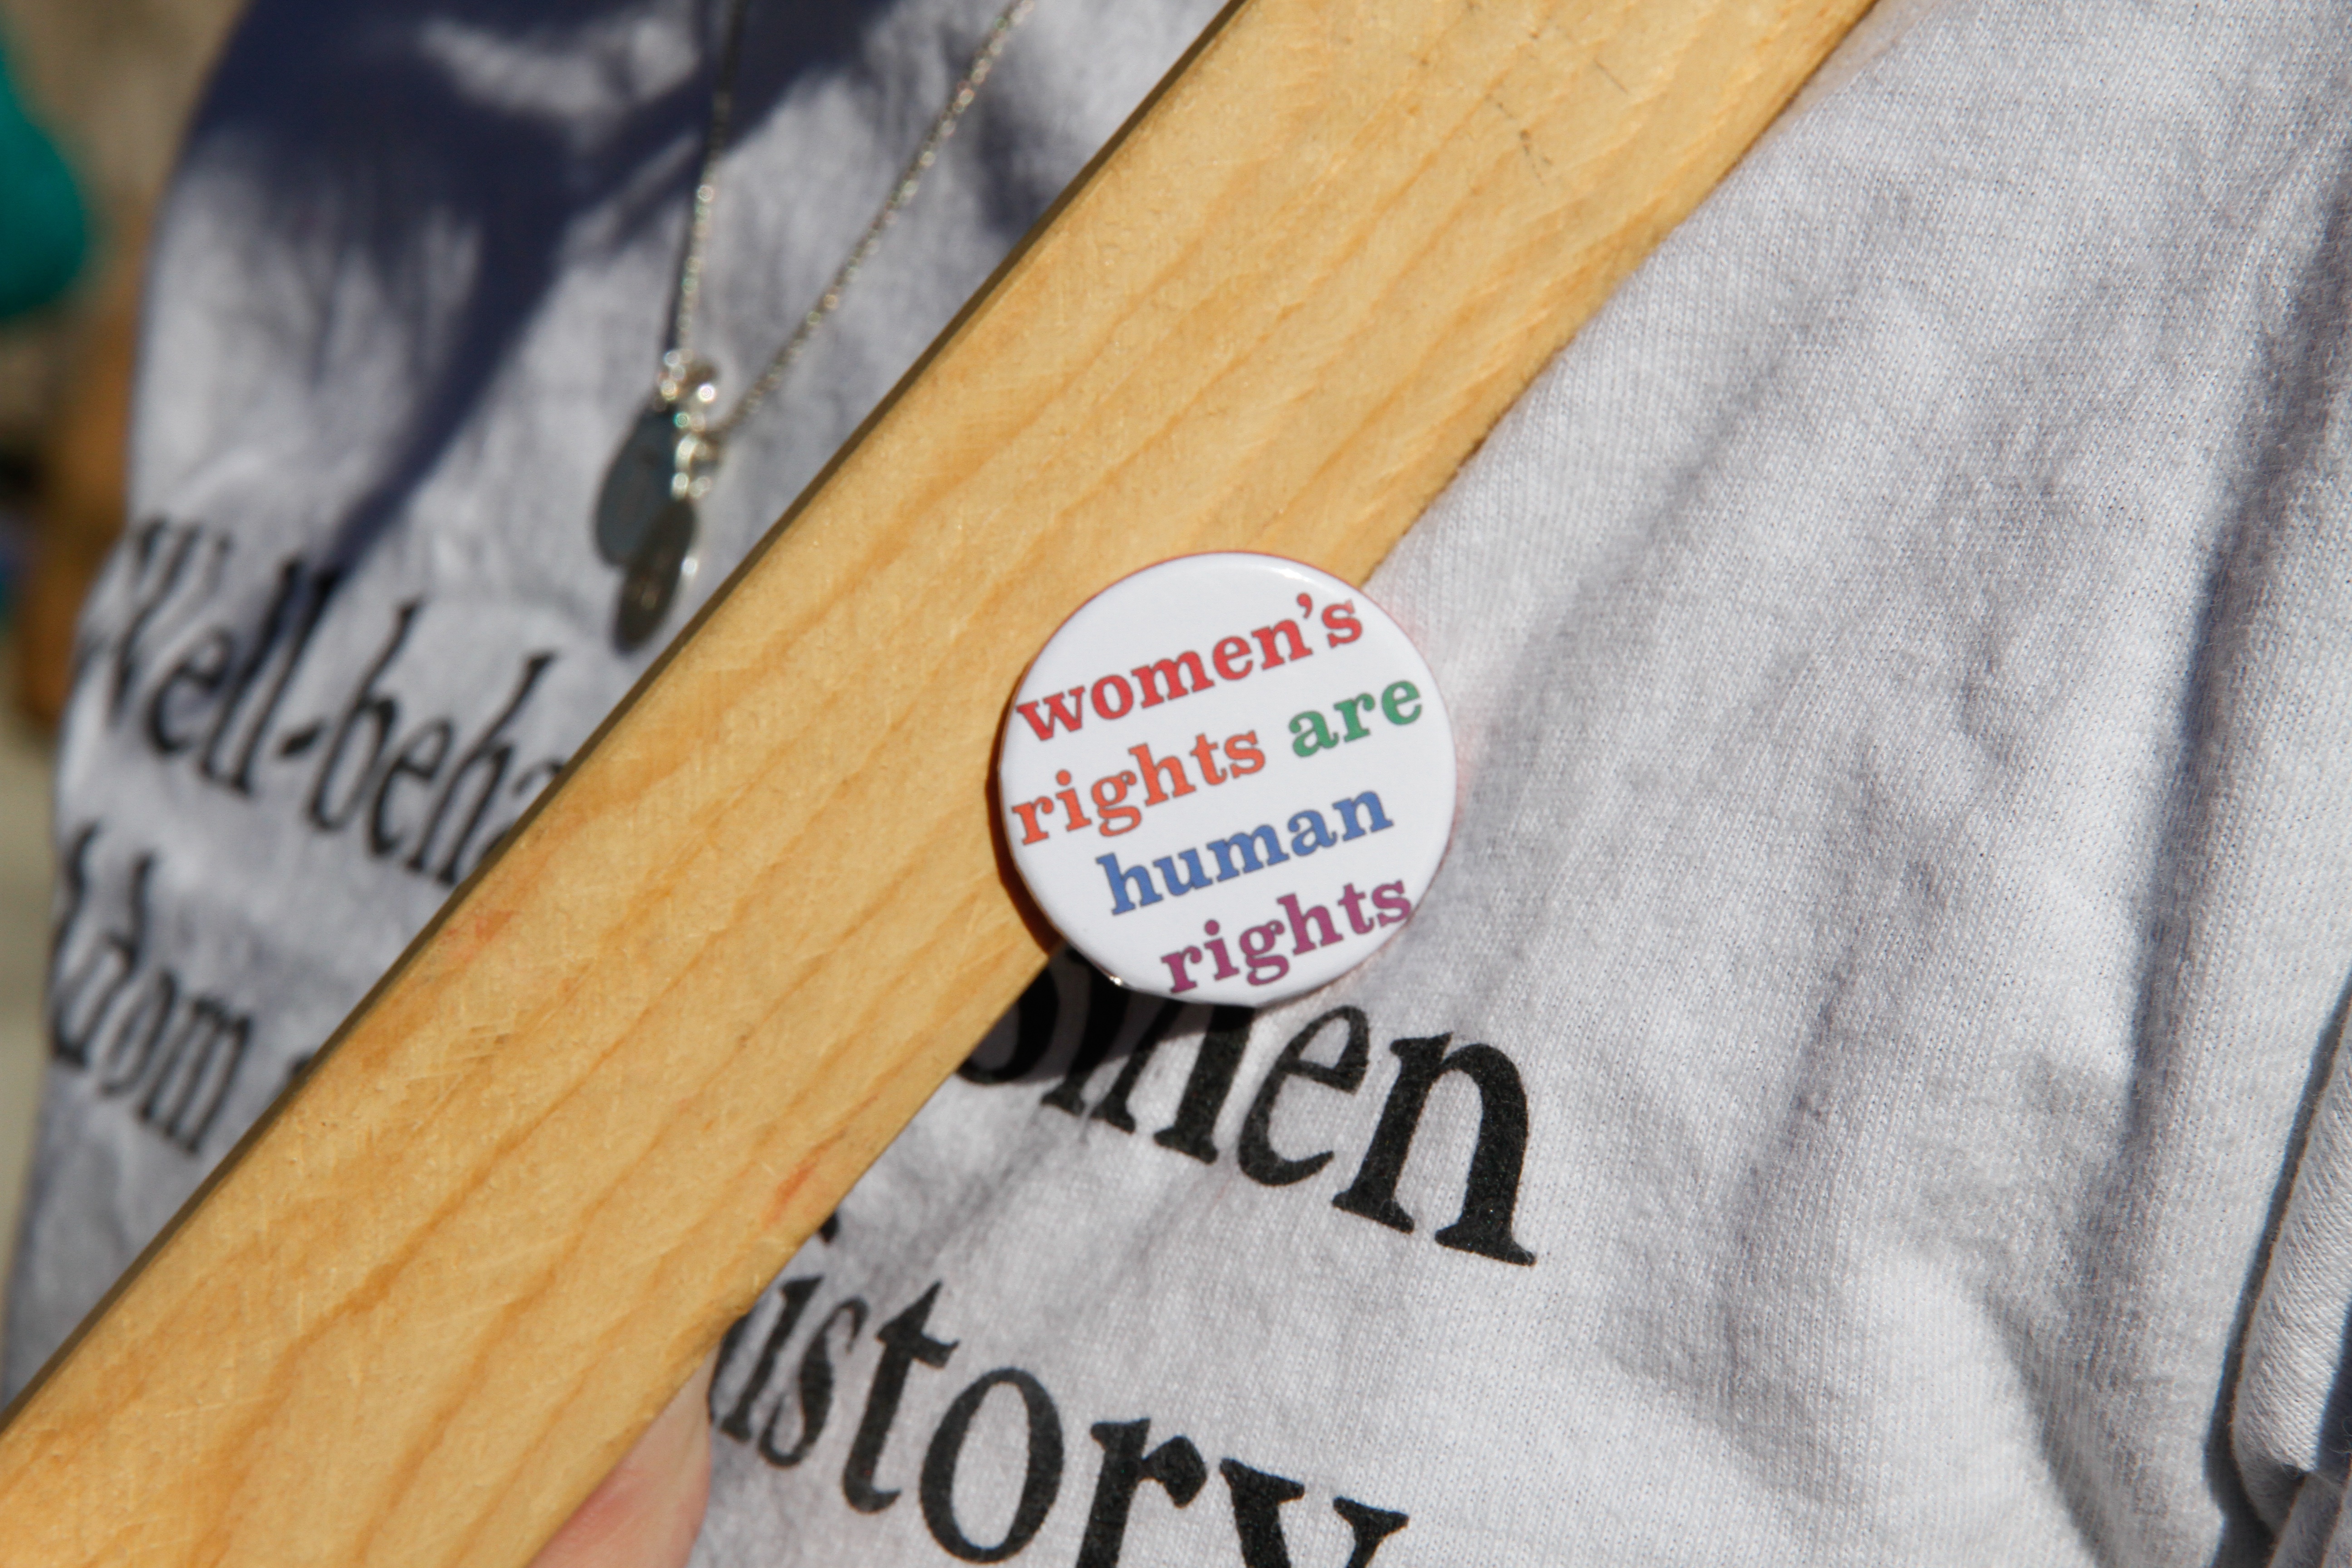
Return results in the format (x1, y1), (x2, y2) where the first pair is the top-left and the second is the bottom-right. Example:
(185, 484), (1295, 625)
(594, 402), (688, 565)
(600, 362), (720, 650)
(595, 360), (720, 565)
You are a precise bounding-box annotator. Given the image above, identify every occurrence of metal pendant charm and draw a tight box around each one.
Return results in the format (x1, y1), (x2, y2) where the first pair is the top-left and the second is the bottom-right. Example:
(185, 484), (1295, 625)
(594, 403), (688, 566)
(595, 360), (720, 566)
(613, 496), (698, 652)
(602, 359), (720, 649)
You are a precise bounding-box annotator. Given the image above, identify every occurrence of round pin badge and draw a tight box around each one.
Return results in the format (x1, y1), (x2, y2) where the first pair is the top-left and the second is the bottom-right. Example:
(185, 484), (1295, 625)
(999, 553), (1454, 1006)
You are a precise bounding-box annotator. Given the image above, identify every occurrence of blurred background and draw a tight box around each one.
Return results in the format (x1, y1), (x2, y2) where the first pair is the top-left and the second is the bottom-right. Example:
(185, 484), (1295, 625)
(0, 0), (245, 1330)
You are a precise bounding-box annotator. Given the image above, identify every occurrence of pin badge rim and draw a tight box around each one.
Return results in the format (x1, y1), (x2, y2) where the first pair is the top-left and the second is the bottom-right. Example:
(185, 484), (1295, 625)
(996, 550), (1454, 1006)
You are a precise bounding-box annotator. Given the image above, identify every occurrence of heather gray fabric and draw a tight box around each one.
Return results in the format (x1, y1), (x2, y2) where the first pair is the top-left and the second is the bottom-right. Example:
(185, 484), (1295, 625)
(14, 0), (2352, 1565)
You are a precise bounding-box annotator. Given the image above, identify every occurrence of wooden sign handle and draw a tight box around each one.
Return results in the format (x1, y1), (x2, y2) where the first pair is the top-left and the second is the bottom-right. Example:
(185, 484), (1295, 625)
(0, 0), (1872, 1560)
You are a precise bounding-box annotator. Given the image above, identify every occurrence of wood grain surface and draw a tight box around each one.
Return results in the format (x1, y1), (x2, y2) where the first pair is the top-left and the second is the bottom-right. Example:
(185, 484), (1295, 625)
(0, 0), (1873, 1560)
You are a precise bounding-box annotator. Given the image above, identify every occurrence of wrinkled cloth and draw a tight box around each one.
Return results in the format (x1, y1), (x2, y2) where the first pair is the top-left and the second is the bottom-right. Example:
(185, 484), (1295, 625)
(13, 0), (2352, 1564)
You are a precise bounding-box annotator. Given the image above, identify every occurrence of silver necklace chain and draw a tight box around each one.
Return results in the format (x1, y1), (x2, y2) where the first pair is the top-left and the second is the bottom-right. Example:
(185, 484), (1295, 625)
(662, 0), (1038, 444)
(602, 0), (1034, 649)
(600, 0), (1040, 649)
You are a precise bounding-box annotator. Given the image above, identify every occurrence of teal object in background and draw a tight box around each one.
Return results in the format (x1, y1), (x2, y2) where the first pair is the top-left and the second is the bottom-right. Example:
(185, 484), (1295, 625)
(0, 34), (86, 321)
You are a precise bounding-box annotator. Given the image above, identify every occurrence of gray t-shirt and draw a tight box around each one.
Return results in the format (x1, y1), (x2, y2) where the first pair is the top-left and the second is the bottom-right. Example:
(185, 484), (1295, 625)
(15, 0), (2352, 1563)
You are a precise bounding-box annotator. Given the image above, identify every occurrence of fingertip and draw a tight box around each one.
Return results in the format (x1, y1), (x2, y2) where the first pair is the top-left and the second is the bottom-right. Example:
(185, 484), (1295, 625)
(528, 1352), (718, 1568)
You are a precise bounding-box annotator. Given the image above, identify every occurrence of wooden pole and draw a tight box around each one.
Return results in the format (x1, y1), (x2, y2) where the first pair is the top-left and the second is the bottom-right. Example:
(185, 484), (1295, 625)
(0, 0), (1873, 1560)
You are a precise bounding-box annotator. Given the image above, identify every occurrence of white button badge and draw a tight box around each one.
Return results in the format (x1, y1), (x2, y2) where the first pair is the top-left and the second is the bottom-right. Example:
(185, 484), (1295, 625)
(999, 553), (1455, 1005)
